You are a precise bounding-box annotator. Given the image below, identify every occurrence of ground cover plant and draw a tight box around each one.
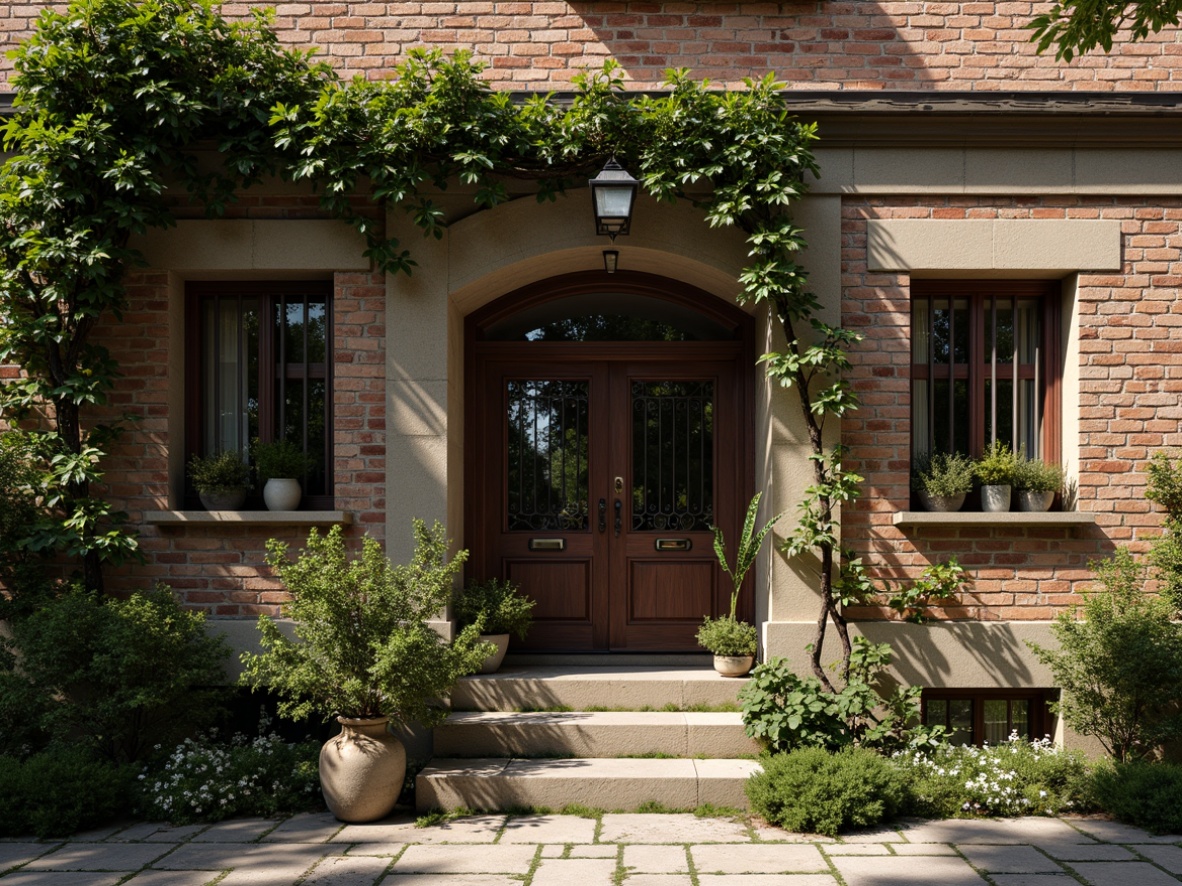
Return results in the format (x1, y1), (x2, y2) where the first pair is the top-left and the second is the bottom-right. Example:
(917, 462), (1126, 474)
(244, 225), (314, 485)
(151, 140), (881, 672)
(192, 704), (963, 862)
(1089, 761), (1182, 834)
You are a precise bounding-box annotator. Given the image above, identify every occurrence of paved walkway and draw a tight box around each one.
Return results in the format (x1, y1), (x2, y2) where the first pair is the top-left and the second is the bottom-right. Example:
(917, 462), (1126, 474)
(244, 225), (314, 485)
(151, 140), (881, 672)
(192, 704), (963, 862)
(0, 812), (1180, 885)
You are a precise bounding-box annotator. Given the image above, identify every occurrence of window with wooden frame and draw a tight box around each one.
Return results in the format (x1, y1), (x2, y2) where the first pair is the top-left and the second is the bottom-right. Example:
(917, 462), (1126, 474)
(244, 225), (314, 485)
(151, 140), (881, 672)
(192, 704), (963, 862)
(921, 688), (1055, 747)
(911, 280), (1061, 472)
(185, 281), (333, 509)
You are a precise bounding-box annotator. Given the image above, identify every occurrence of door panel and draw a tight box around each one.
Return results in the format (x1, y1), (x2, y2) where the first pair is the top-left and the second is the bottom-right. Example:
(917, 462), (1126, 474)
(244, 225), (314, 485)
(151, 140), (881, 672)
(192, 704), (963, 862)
(470, 346), (748, 652)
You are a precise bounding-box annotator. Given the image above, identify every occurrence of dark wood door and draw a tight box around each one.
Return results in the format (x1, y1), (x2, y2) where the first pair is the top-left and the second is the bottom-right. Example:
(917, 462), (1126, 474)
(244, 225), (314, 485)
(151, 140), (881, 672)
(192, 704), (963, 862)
(469, 343), (749, 652)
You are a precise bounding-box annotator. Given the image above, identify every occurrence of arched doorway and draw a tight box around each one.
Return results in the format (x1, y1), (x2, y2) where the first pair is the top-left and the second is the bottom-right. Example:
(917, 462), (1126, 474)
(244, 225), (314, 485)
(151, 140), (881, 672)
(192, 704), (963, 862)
(465, 272), (755, 652)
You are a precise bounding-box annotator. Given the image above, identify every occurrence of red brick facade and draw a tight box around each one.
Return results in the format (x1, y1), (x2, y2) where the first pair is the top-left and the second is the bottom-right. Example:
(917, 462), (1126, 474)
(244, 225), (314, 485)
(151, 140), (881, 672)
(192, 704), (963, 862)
(7, 2), (1182, 92)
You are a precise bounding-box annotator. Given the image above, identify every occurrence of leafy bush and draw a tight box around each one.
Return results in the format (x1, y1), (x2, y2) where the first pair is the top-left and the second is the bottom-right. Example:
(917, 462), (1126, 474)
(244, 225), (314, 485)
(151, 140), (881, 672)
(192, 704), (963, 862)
(454, 577), (534, 640)
(137, 722), (322, 825)
(747, 747), (904, 837)
(911, 451), (974, 498)
(187, 449), (252, 493)
(893, 735), (1093, 819)
(1014, 454), (1063, 493)
(974, 441), (1018, 486)
(696, 616), (757, 656)
(1146, 450), (1182, 614)
(0, 431), (50, 616)
(0, 585), (229, 763)
(1090, 761), (1182, 834)
(252, 438), (311, 483)
(740, 640), (941, 752)
(240, 522), (490, 724)
(0, 746), (133, 838)
(1029, 548), (1182, 761)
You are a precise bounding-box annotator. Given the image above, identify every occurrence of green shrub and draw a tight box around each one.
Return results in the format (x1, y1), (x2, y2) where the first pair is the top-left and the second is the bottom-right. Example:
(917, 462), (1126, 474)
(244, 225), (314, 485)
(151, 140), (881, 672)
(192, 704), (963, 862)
(696, 616), (757, 656)
(893, 736), (1094, 819)
(747, 747), (904, 837)
(1090, 761), (1182, 834)
(974, 441), (1018, 486)
(1029, 548), (1182, 761)
(0, 431), (52, 618)
(1014, 454), (1063, 493)
(137, 722), (322, 825)
(0, 585), (229, 763)
(0, 746), (133, 838)
(187, 449), (251, 493)
(739, 641), (941, 752)
(252, 438), (311, 483)
(454, 577), (535, 640)
(911, 451), (974, 498)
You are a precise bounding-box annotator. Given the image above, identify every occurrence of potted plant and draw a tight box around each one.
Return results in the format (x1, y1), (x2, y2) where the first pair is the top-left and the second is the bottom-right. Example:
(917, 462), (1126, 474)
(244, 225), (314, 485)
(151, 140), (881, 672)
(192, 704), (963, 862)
(239, 521), (491, 823)
(1014, 452), (1062, 512)
(974, 441), (1018, 513)
(911, 452), (973, 512)
(187, 450), (251, 511)
(697, 492), (780, 677)
(253, 438), (311, 511)
(454, 578), (535, 673)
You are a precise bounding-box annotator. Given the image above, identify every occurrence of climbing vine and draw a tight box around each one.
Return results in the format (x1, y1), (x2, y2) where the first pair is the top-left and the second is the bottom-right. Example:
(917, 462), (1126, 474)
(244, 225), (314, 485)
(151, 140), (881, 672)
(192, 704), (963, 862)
(0, 0), (961, 686)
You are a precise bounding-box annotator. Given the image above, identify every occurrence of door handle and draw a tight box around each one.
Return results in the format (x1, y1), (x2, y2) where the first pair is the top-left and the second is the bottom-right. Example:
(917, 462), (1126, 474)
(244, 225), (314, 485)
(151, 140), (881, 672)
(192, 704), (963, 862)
(614, 499), (622, 537)
(598, 498), (607, 533)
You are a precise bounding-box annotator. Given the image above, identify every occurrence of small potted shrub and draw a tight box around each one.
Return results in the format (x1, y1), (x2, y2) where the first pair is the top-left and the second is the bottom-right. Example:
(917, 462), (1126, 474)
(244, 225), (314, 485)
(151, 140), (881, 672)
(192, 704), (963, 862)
(911, 452), (973, 512)
(239, 522), (491, 823)
(974, 441), (1018, 513)
(453, 578), (535, 673)
(187, 450), (251, 511)
(1014, 453), (1062, 512)
(697, 492), (780, 677)
(253, 439), (311, 511)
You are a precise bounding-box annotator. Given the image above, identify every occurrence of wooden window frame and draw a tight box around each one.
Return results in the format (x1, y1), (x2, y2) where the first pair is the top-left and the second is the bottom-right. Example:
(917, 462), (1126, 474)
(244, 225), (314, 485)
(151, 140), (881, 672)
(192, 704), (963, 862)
(911, 279), (1061, 468)
(184, 280), (334, 510)
(921, 688), (1056, 746)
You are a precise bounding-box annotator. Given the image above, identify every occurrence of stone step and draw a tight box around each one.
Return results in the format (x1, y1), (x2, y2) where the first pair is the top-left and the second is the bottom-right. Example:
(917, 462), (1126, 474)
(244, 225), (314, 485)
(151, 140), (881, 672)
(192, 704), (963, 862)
(416, 757), (761, 813)
(434, 711), (761, 759)
(450, 666), (749, 713)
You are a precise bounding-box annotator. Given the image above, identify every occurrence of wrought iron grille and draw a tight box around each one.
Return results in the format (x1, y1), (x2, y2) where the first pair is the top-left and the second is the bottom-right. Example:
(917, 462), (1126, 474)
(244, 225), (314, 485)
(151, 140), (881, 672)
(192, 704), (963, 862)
(506, 380), (590, 531)
(631, 380), (714, 531)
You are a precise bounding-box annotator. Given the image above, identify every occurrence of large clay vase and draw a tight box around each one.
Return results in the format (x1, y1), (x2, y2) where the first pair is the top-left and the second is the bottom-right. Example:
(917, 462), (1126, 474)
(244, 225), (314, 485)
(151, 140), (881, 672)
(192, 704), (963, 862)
(319, 717), (406, 823)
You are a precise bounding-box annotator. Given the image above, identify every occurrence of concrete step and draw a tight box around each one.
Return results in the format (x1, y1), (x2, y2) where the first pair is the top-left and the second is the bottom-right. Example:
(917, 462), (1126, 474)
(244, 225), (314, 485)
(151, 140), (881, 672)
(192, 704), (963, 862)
(416, 757), (761, 813)
(450, 666), (749, 713)
(434, 711), (761, 759)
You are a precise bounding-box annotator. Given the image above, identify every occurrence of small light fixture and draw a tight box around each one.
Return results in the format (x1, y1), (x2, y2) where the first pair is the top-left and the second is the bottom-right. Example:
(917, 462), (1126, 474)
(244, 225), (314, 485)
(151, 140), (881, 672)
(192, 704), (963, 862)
(603, 249), (619, 274)
(589, 156), (639, 241)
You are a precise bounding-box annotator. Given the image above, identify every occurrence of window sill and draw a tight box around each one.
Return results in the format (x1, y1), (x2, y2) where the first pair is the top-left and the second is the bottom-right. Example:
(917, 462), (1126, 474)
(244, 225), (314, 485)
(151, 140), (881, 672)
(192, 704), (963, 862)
(893, 511), (1095, 528)
(145, 510), (353, 526)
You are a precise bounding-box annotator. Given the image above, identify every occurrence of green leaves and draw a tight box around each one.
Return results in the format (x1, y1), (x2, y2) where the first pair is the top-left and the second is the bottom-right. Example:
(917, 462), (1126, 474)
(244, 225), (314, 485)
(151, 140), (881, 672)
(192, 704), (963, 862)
(1029, 0), (1182, 61)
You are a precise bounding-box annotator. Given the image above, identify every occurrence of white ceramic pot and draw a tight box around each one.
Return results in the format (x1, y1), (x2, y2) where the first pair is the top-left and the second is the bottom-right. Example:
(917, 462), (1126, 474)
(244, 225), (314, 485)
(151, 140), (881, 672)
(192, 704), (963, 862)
(319, 716), (406, 823)
(477, 633), (510, 674)
(198, 488), (246, 511)
(980, 484), (1012, 513)
(263, 478), (302, 511)
(1017, 489), (1055, 512)
(713, 654), (754, 678)
(918, 491), (966, 513)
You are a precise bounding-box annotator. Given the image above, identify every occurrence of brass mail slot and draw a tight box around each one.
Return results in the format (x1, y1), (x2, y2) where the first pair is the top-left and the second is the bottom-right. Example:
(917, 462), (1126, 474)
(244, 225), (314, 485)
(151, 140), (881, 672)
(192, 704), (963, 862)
(655, 538), (692, 552)
(528, 538), (566, 551)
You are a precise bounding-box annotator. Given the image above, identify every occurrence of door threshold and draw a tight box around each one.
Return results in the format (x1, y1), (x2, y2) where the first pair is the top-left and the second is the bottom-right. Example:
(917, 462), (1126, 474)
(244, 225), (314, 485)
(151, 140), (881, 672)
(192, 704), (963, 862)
(503, 652), (713, 668)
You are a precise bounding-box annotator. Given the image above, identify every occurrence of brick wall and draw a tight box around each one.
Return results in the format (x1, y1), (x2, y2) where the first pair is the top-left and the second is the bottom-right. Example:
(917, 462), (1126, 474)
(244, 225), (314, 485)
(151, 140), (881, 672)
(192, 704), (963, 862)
(56, 250), (387, 615)
(841, 196), (1182, 621)
(5, 2), (1182, 92)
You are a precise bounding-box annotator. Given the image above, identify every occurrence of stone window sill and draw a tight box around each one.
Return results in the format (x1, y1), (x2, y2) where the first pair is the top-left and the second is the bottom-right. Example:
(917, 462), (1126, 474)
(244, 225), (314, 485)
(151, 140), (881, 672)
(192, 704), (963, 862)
(144, 510), (353, 526)
(893, 511), (1096, 528)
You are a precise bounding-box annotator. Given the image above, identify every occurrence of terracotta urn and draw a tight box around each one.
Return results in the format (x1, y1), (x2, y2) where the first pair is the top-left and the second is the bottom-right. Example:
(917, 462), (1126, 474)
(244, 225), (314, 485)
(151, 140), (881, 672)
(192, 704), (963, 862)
(319, 716), (406, 823)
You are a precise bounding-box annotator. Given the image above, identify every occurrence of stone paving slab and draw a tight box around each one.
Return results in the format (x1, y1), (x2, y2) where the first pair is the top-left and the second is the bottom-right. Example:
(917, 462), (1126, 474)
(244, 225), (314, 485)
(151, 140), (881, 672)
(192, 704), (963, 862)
(109, 823), (207, 843)
(187, 818), (277, 843)
(383, 876), (520, 886)
(500, 814), (598, 844)
(260, 811), (343, 843)
(900, 817), (1095, 845)
(1135, 844), (1182, 873)
(991, 877), (1079, 886)
(626, 875), (695, 886)
(825, 844), (892, 855)
(0, 874), (124, 886)
(830, 855), (988, 885)
(391, 844), (537, 874)
(691, 844), (828, 874)
(958, 845), (1065, 873)
(599, 814), (751, 844)
(122, 872), (218, 886)
(571, 845), (621, 858)
(532, 857), (618, 885)
(20, 843), (170, 871)
(0, 844), (54, 871)
(302, 854), (393, 885)
(149, 842), (328, 870)
(890, 843), (960, 855)
(696, 877), (836, 886)
(623, 844), (690, 872)
(1039, 842), (1138, 861)
(334, 814), (507, 845)
(1068, 861), (1182, 885)
(1067, 819), (1182, 844)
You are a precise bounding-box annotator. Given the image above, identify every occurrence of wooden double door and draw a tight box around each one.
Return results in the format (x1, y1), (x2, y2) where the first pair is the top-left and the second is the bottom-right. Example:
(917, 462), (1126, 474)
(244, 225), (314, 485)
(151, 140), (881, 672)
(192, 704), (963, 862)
(469, 342), (751, 652)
